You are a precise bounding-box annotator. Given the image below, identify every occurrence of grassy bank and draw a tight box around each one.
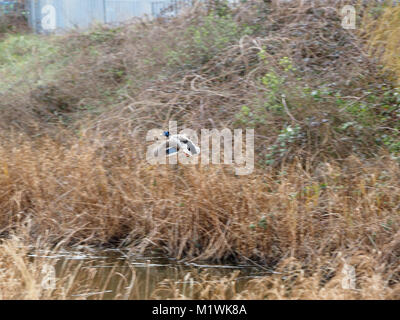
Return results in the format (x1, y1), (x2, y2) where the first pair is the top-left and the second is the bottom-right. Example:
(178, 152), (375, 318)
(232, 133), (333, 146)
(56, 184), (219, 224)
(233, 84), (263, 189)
(0, 0), (399, 298)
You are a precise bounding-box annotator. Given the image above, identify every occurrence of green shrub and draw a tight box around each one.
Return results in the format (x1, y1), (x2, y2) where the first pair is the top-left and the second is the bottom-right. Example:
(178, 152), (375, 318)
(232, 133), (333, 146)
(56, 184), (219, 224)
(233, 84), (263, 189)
(166, 13), (252, 67)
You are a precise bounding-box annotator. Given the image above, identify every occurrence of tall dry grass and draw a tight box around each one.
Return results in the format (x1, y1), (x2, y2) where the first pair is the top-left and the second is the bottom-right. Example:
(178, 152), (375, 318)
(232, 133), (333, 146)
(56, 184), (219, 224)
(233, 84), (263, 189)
(0, 0), (399, 299)
(0, 236), (398, 300)
(0, 236), (139, 299)
(363, 1), (400, 84)
(153, 255), (400, 299)
(0, 132), (399, 274)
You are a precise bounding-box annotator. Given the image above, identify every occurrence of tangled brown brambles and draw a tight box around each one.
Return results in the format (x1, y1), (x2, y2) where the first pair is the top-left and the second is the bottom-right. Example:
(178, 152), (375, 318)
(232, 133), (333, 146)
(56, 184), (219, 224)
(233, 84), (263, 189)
(0, 0), (399, 299)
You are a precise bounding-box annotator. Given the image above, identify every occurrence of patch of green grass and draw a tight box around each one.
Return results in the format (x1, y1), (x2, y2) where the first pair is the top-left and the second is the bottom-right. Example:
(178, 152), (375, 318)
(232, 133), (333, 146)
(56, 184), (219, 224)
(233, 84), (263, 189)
(0, 34), (63, 92)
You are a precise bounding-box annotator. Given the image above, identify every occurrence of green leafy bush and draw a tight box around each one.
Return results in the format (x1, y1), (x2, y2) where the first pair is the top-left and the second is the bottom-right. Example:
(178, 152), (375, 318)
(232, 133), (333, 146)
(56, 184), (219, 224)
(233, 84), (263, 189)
(166, 13), (252, 67)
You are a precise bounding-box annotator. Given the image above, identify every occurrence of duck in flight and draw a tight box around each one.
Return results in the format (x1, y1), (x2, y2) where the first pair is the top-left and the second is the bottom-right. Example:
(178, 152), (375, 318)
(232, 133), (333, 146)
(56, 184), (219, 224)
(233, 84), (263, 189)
(153, 131), (200, 158)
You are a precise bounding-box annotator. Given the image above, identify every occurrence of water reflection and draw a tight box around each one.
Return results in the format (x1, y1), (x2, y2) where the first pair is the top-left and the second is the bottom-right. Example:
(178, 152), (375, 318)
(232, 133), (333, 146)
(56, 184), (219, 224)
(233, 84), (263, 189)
(29, 249), (263, 299)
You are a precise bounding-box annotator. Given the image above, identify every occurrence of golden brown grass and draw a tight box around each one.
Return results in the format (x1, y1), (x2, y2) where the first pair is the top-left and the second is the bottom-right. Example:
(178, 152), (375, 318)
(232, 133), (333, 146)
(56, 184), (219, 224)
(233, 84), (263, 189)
(363, 2), (400, 84)
(0, 131), (399, 300)
(0, 236), (398, 300)
(0, 0), (399, 299)
(153, 256), (400, 299)
(0, 236), (137, 299)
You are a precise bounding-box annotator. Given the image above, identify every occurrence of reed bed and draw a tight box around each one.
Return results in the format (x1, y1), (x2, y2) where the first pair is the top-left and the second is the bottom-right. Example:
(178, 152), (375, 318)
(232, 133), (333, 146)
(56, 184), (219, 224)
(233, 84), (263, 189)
(0, 133), (399, 298)
(0, 236), (398, 299)
(0, 0), (399, 299)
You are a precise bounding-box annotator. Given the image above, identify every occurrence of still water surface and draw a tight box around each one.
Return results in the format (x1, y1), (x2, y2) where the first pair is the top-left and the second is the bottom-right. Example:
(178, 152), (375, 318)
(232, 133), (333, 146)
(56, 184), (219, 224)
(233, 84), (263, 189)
(29, 248), (265, 299)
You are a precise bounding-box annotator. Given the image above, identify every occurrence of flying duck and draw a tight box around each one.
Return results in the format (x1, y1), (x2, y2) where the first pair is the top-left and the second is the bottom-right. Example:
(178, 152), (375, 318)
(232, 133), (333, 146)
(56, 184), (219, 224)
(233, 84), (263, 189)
(153, 131), (200, 158)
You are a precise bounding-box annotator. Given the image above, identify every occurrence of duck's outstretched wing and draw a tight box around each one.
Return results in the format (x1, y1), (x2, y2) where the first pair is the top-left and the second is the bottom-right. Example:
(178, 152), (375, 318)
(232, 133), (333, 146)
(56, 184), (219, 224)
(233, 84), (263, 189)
(153, 139), (180, 157)
(152, 135), (199, 158)
(186, 139), (200, 155)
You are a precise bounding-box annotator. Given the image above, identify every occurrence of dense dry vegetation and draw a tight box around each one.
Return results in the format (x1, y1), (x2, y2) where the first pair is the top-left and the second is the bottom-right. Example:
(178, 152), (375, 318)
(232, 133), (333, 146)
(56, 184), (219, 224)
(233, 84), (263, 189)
(0, 0), (400, 299)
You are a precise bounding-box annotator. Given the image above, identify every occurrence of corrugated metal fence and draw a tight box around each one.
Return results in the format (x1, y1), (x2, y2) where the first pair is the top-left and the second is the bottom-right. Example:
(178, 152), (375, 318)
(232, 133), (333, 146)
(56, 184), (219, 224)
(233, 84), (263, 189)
(7, 0), (400, 34)
(24, 0), (201, 33)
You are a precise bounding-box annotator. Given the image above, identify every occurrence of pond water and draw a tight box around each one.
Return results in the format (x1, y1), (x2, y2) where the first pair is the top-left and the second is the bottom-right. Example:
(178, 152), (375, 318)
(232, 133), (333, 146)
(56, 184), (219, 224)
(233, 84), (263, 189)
(29, 249), (266, 299)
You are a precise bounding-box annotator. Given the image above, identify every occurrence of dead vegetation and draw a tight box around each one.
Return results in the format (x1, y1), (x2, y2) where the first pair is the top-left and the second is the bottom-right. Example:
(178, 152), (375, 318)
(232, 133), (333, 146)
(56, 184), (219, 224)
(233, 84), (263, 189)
(0, 0), (399, 299)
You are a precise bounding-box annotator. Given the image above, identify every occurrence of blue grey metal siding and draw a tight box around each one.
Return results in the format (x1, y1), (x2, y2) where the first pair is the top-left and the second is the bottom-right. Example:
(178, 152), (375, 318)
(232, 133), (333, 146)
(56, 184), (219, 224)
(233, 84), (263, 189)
(105, 1), (151, 24)
(27, 0), (105, 33)
(61, 0), (105, 29)
(24, 0), (200, 33)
